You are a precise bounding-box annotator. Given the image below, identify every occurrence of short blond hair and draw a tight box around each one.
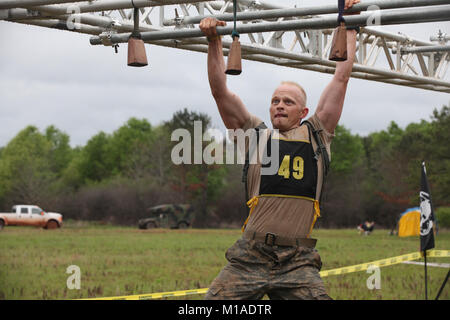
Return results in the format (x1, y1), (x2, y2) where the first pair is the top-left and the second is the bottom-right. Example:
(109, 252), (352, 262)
(280, 81), (307, 107)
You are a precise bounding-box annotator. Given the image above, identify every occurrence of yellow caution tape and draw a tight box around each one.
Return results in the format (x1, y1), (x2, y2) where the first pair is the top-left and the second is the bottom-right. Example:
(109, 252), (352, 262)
(319, 249), (449, 277)
(82, 249), (449, 300)
(86, 288), (209, 300)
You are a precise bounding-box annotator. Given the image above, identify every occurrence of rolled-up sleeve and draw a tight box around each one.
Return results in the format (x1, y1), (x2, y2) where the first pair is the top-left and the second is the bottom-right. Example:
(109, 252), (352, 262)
(306, 113), (335, 160)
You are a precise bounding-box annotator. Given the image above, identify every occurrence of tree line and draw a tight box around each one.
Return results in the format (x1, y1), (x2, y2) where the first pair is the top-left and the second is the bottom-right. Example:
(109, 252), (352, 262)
(0, 105), (448, 229)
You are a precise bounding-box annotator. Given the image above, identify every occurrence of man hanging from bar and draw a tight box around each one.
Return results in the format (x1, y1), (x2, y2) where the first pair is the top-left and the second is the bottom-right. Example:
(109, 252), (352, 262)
(200, 0), (360, 300)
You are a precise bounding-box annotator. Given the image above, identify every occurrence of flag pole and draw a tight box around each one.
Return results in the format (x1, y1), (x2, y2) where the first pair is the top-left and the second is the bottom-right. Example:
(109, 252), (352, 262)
(420, 161), (435, 300)
(424, 250), (428, 300)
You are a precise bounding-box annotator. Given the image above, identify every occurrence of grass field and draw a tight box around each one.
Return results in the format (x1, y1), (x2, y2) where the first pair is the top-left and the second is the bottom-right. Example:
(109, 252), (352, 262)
(0, 222), (449, 300)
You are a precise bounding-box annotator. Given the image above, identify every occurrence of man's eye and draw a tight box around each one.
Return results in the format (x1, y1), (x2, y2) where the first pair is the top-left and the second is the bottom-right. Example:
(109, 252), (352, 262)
(272, 99), (279, 104)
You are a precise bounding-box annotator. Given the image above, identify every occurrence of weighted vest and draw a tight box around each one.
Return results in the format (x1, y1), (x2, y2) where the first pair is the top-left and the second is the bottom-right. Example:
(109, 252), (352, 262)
(241, 120), (330, 234)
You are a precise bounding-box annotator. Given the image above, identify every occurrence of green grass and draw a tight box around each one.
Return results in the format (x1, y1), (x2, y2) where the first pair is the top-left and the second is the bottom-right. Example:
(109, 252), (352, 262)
(0, 223), (449, 300)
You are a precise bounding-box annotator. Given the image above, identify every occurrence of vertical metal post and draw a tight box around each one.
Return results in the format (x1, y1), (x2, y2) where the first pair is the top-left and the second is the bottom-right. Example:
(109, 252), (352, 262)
(358, 33), (364, 63)
(317, 30), (322, 58)
(308, 30), (321, 56)
(428, 53), (435, 77)
(269, 31), (283, 49)
(198, 2), (204, 15)
(257, 33), (264, 45)
(159, 5), (164, 27)
(396, 41), (402, 71)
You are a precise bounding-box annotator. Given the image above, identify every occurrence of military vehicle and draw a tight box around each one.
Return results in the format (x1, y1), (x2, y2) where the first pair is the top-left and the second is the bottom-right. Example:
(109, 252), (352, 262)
(138, 204), (193, 229)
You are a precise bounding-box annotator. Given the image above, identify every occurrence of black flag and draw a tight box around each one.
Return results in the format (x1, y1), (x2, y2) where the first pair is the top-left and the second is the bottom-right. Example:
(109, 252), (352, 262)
(420, 162), (435, 252)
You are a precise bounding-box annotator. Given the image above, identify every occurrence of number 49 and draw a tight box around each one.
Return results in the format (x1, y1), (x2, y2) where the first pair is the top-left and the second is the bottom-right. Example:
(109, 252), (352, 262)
(277, 155), (304, 180)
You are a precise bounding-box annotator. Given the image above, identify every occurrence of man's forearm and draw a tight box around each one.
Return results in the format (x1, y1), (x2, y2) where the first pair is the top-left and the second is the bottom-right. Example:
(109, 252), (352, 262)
(315, 29), (357, 132)
(207, 38), (228, 99)
(200, 18), (250, 129)
(334, 30), (357, 82)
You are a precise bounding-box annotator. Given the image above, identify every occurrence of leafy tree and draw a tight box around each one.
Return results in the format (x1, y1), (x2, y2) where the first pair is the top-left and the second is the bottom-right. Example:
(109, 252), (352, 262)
(164, 108), (226, 226)
(330, 125), (365, 175)
(77, 132), (113, 183)
(426, 105), (450, 205)
(45, 125), (73, 176)
(0, 126), (54, 205)
(108, 118), (154, 175)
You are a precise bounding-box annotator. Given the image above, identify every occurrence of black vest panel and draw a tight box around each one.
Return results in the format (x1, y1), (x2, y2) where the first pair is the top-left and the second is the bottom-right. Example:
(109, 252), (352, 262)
(259, 135), (318, 199)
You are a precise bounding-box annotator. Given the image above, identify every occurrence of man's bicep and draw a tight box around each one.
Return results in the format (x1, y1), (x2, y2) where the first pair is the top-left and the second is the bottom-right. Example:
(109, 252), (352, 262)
(315, 76), (348, 134)
(215, 89), (251, 129)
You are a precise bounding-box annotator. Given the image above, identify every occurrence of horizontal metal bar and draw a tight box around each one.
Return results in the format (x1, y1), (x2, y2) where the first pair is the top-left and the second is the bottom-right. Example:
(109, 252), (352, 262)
(0, 0), (87, 10)
(400, 45), (450, 53)
(362, 26), (433, 46)
(2, 0), (210, 16)
(90, 5), (450, 45)
(163, 0), (450, 26)
(11, 17), (209, 49)
(13, 18), (103, 34)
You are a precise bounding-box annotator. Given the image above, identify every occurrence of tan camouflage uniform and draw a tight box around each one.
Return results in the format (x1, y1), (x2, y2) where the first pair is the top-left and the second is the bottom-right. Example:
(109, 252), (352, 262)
(205, 238), (330, 300)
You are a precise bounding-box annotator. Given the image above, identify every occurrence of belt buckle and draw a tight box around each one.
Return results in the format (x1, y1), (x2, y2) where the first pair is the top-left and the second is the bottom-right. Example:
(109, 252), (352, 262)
(265, 232), (277, 246)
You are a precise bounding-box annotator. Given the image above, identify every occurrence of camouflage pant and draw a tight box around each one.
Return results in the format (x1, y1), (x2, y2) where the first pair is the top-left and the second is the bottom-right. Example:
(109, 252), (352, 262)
(205, 237), (331, 300)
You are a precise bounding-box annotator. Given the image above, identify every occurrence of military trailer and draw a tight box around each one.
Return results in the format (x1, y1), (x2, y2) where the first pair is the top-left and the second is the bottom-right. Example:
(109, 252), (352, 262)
(138, 204), (193, 229)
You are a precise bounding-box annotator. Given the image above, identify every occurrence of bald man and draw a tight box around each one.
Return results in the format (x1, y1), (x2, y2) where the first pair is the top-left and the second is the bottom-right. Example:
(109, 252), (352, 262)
(200, 0), (358, 300)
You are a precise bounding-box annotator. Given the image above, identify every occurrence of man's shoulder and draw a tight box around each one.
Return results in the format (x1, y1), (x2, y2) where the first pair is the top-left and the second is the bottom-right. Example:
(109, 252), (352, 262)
(242, 114), (266, 131)
(303, 113), (335, 145)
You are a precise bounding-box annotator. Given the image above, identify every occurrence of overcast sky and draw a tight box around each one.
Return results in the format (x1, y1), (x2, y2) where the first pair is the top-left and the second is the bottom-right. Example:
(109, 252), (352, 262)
(0, 0), (449, 148)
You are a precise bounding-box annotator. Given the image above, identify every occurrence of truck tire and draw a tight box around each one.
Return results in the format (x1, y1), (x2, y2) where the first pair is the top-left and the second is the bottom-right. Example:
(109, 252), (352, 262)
(146, 221), (157, 229)
(45, 220), (59, 230)
(0, 219), (4, 231)
(178, 221), (189, 229)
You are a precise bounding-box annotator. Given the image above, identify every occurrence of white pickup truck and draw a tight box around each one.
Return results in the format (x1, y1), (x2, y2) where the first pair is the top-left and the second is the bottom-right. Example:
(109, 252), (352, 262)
(0, 205), (63, 230)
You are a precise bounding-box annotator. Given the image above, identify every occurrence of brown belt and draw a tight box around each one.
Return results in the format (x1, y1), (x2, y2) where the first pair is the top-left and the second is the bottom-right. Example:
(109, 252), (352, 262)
(243, 231), (317, 248)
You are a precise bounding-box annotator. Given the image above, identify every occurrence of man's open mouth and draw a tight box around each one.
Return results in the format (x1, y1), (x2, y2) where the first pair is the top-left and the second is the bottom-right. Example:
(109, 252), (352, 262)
(275, 114), (288, 118)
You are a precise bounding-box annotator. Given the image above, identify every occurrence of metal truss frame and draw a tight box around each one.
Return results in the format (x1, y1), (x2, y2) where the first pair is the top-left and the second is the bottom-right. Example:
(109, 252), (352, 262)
(2, 0), (450, 93)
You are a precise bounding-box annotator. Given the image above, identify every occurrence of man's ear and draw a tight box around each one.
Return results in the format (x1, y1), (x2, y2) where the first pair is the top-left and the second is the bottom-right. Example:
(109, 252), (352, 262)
(301, 107), (309, 118)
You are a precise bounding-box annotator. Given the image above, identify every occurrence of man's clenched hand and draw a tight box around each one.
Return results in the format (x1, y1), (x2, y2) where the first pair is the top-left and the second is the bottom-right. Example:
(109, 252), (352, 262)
(345, 0), (361, 10)
(199, 17), (227, 42)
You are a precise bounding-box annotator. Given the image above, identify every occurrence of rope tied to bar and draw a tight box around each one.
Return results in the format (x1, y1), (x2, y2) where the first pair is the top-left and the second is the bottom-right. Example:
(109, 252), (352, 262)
(337, 0), (346, 23)
(231, 0), (239, 39)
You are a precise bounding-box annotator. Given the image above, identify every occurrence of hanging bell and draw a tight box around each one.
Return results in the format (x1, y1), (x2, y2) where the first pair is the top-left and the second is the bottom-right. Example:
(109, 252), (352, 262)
(127, 8), (148, 67)
(225, 36), (242, 75)
(127, 34), (148, 67)
(329, 22), (347, 61)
